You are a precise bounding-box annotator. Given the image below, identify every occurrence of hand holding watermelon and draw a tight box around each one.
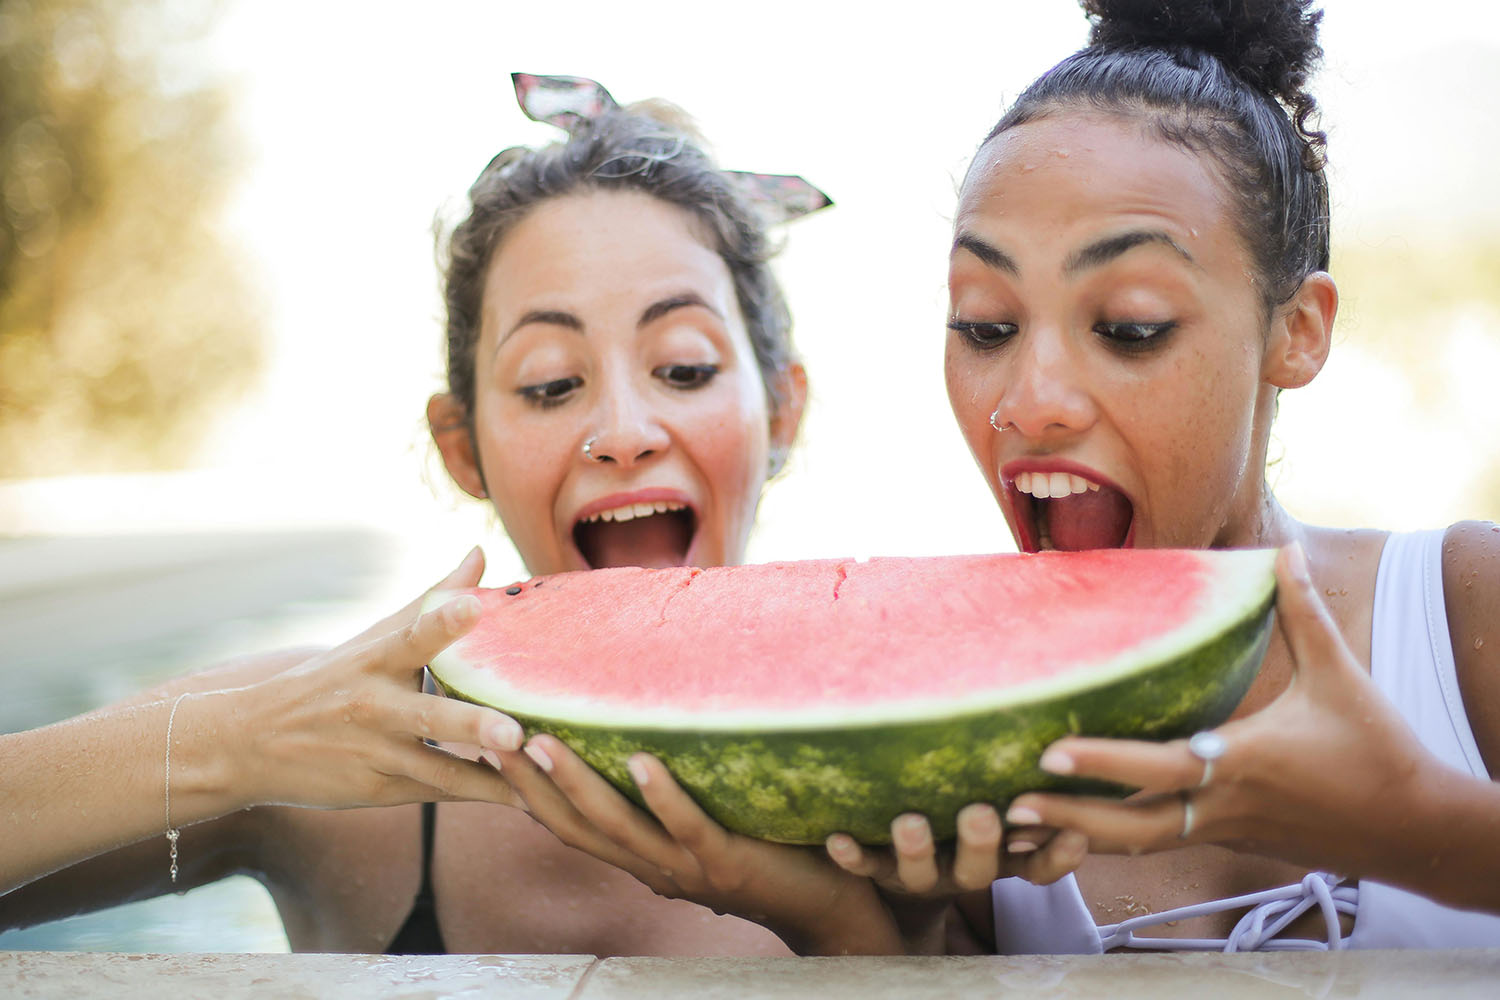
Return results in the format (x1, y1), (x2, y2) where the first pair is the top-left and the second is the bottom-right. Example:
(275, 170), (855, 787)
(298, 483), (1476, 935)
(822, 808), (1090, 952)
(220, 547), (527, 812)
(1001, 545), (1469, 892)
(489, 733), (906, 956)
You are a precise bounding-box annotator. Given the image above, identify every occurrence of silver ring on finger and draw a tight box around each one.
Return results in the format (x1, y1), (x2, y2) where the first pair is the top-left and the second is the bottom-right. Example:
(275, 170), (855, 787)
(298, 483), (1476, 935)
(1178, 790), (1196, 840)
(1188, 730), (1227, 788)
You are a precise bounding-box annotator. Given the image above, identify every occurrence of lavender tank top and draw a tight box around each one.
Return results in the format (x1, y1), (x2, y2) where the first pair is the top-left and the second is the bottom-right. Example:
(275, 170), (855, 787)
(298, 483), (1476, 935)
(991, 530), (1500, 952)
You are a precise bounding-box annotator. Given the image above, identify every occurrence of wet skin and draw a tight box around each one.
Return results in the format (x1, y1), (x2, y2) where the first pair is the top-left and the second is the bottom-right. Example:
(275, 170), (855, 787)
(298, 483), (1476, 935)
(944, 110), (1375, 942)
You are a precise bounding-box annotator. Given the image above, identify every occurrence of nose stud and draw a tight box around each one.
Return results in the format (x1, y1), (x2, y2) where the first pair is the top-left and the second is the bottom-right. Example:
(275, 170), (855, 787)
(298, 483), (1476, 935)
(989, 408), (1008, 433)
(582, 436), (601, 462)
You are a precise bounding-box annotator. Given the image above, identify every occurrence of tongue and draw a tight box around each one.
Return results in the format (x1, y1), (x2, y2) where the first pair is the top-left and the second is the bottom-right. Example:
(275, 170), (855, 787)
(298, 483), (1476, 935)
(1043, 488), (1133, 551)
(579, 513), (693, 569)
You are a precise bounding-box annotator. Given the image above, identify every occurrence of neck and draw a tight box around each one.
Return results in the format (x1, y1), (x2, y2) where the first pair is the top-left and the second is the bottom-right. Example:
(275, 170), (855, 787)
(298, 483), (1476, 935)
(1219, 489), (1308, 553)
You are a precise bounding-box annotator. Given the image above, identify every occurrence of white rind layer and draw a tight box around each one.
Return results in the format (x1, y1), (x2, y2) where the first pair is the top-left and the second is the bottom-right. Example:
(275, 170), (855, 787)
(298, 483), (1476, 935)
(426, 548), (1277, 732)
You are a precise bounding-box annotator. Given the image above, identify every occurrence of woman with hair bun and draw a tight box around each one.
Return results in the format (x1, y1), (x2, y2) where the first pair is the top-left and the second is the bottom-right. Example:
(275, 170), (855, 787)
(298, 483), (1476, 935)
(527, 0), (1500, 956)
(917, 0), (1500, 951)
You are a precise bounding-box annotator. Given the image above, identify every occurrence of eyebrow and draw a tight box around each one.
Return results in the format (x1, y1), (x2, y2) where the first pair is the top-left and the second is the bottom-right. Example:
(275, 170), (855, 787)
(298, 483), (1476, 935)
(951, 229), (1196, 279)
(639, 292), (721, 327)
(503, 292), (721, 344)
(1064, 230), (1195, 275)
(952, 233), (1019, 275)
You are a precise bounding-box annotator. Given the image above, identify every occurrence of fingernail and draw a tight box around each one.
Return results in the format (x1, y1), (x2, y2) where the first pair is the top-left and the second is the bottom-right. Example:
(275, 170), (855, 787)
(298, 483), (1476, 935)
(445, 595), (480, 628)
(524, 741), (553, 773)
(825, 834), (856, 860)
(627, 755), (650, 788)
(1038, 748), (1074, 774)
(1008, 840), (1038, 854)
(485, 717), (523, 751)
(1006, 805), (1042, 826)
(480, 749), (503, 772)
(960, 804), (1001, 839)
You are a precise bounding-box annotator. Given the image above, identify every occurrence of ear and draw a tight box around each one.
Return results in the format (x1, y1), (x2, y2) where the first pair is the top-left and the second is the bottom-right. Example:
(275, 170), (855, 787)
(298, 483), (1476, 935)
(1264, 271), (1337, 390)
(767, 362), (808, 476)
(427, 393), (487, 499)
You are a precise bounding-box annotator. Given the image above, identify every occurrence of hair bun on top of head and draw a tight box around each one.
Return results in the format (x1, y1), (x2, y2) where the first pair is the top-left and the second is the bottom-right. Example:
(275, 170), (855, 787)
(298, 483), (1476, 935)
(1084, 0), (1323, 108)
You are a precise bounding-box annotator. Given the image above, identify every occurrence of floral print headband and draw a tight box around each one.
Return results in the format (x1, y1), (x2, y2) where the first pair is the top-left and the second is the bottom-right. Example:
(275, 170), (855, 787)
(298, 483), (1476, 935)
(512, 72), (833, 226)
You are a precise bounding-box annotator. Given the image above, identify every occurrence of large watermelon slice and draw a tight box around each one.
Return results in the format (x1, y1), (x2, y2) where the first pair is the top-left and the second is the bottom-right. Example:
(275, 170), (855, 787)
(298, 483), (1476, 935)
(428, 549), (1275, 844)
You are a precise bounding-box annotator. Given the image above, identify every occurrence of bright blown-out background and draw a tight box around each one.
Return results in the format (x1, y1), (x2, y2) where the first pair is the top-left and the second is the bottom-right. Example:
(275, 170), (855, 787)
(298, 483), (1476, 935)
(2, 0), (1497, 951)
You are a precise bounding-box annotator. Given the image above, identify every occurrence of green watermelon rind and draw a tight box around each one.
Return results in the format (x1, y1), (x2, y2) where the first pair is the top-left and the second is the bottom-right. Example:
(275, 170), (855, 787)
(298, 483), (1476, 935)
(432, 586), (1273, 845)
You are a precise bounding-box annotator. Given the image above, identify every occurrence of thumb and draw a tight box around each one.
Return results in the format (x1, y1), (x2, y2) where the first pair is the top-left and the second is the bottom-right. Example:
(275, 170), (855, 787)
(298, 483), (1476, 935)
(347, 547), (487, 648)
(1274, 543), (1356, 685)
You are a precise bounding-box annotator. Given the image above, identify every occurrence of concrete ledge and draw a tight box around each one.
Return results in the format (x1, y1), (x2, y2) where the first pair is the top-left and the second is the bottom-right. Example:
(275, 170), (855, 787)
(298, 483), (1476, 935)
(4, 950), (1499, 998)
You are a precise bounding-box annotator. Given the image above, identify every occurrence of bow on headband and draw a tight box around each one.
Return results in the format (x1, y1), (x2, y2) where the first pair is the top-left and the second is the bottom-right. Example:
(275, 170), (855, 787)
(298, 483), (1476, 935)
(512, 72), (833, 226)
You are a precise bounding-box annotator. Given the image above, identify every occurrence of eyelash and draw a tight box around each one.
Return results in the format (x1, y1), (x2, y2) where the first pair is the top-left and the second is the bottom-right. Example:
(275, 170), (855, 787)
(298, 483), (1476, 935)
(516, 376), (582, 409)
(516, 365), (718, 409)
(948, 320), (1177, 355)
(948, 320), (1017, 351)
(1094, 321), (1176, 353)
(653, 364), (718, 389)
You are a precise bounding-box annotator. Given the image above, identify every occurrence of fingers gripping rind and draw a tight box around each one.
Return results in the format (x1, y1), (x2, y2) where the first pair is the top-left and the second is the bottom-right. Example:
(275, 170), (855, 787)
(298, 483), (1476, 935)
(951, 804), (1002, 890)
(892, 814), (941, 894)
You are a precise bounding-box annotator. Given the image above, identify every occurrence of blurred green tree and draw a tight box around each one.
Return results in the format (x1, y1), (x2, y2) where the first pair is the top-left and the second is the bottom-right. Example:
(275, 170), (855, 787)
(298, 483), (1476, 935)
(0, 0), (260, 478)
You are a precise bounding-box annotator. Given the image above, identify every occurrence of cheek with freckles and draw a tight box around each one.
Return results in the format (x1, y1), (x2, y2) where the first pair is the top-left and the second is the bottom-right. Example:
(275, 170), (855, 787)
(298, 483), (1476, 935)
(473, 405), (580, 574)
(687, 379), (771, 567)
(1126, 344), (1262, 548)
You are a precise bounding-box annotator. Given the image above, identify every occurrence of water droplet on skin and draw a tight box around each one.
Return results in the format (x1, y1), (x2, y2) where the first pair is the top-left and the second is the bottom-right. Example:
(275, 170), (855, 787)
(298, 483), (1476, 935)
(1325, 588), (1338, 597)
(343, 713), (352, 723)
(1020, 162), (1037, 173)
(1476, 637), (1486, 650)
(1055, 148), (1070, 158)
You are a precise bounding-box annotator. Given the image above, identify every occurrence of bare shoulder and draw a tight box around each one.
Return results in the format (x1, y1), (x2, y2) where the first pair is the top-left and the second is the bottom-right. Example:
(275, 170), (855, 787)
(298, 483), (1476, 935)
(1441, 520), (1500, 775)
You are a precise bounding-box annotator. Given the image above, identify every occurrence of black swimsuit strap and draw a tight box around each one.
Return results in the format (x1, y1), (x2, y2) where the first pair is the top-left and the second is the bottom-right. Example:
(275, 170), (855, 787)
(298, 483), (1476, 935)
(384, 801), (445, 954)
(416, 800), (437, 900)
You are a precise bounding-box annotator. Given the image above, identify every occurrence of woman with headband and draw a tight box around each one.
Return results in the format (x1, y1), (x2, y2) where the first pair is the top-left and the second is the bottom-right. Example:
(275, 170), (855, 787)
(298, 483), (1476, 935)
(1, 75), (916, 956)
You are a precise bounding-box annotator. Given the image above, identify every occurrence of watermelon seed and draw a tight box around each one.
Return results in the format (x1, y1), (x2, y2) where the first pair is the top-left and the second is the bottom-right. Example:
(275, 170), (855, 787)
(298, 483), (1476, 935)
(506, 586), (522, 596)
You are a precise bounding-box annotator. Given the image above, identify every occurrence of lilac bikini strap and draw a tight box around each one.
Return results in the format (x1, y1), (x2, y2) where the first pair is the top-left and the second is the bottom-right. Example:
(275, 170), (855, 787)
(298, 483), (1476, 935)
(1098, 872), (1357, 952)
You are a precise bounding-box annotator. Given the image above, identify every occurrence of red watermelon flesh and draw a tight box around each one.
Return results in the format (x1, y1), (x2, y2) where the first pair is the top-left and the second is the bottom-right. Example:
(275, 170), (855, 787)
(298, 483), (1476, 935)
(451, 551), (1204, 715)
(428, 548), (1275, 842)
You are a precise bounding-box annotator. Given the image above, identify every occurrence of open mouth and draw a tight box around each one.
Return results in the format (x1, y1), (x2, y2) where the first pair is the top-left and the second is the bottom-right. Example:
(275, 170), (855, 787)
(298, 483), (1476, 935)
(573, 500), (698, 569)
(1009, 469), (1134, 552)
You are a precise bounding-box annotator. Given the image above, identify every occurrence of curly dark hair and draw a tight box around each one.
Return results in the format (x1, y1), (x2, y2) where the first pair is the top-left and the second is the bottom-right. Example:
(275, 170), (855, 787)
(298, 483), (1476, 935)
(984, 0), (1329, 315)
(440, 104), (797, 419)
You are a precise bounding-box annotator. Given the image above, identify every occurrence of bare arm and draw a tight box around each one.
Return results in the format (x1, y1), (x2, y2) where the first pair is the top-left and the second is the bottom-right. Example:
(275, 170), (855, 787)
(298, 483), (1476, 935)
(1005, 543), (1500, 915)
(0, 549), (522, 898)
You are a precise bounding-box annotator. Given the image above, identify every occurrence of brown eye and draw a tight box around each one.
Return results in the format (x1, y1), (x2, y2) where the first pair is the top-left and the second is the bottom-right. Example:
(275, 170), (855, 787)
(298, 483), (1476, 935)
(654, 364), (717, 389)
(517, 376), (582, 408)
(948, 320), (1017, 350)
(1094, 321), (1176, 354)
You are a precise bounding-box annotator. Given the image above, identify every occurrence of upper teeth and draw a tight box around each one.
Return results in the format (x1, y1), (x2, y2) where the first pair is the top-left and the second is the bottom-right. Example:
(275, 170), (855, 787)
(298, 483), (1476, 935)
(582, 501), (687, 524)
(1014, 471), (1101, 499)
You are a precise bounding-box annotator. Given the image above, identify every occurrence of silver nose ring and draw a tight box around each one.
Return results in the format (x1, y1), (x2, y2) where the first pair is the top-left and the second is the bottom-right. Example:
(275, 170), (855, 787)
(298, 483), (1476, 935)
(989, 408), (1007, 433)
(582, 437), (600, 462)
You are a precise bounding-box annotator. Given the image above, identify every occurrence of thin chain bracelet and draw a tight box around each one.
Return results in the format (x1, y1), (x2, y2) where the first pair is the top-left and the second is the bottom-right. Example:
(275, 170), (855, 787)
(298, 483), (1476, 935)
(164, 692), (190, 884)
